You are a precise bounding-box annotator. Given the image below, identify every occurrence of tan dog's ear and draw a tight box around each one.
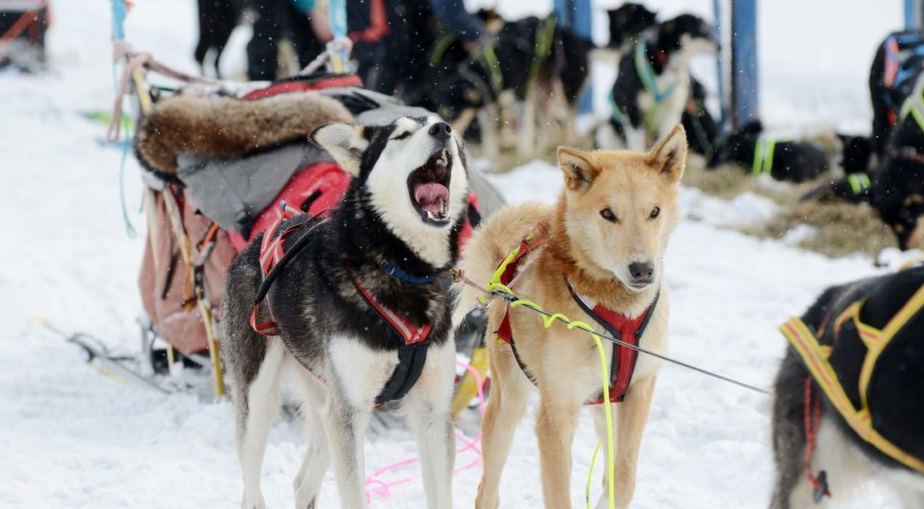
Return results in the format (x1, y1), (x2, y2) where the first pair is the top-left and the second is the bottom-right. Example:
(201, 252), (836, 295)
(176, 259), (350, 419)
(310, 123), (369, 176)
(558, 146), (600, 191)
(646, 125), (687, 183)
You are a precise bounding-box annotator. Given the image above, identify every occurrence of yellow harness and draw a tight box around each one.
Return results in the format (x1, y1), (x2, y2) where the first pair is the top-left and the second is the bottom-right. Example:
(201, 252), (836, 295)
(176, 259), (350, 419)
(780, 281), (924, 474)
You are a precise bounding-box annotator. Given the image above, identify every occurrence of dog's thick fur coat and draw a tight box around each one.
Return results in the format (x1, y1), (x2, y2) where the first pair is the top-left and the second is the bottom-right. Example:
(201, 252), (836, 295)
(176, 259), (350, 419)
(454, 126), (687, 509)
(221, 116), (468, 509)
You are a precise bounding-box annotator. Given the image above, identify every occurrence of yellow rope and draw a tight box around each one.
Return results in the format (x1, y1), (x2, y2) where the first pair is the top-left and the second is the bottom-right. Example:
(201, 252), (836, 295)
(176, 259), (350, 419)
(484, 245), (616, 509)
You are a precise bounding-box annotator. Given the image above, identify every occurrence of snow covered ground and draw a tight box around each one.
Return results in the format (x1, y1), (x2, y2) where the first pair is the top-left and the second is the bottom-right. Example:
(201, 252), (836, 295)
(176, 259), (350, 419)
(0, 1), (916, 508)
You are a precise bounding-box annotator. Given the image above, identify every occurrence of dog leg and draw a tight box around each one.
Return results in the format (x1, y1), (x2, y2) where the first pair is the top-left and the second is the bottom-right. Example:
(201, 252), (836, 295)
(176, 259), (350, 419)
(593, 375), (657, 509)
(536, 395), (582, 509)
(518, 87), (537, 158)
(235, 340), (286, 509)
(323, 339), (397, 509)
(475, 347), (531, 509)
(478, 104), (501, 160)
(404, 341), (456, 509)
(322, 390), (372, 509)
(290, 369), (330, 509)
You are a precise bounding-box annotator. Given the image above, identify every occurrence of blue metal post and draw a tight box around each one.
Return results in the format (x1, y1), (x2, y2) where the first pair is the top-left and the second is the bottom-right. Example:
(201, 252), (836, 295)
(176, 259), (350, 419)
(731, 0), (759, 129)
(554, 0), (594, 114)
(905, 0), (923, 29)
(712, 0), (727, 135)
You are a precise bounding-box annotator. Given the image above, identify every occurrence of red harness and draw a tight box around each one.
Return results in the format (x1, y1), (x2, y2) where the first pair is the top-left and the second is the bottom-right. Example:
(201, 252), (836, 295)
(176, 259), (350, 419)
(248, 205), (435, 405)
(494, 232), (656, 404)
(249, 202), (326, 336)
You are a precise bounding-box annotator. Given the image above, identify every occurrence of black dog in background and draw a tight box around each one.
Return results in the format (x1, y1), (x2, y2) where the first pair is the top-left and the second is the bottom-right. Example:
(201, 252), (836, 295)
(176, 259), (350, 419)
(682, 77), (720, 160)
(709, 120), (829, 183)
(605, 2), (657, 51)
(195, 0), (245, 78)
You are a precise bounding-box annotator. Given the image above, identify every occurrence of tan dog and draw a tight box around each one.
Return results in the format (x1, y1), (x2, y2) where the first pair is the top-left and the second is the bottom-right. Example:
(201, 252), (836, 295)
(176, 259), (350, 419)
(453, 125), (687, 509)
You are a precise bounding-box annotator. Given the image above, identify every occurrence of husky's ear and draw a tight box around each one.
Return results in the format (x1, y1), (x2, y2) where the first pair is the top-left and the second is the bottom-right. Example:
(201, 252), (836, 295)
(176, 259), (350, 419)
(310, 123), (368, 176)
(646, 125), (687, 183)
(558, 147), (600, 191)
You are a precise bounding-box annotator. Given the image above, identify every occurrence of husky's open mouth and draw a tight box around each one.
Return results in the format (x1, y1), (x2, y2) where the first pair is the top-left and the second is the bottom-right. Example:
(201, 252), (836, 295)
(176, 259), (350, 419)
(407, 148), (452, 225)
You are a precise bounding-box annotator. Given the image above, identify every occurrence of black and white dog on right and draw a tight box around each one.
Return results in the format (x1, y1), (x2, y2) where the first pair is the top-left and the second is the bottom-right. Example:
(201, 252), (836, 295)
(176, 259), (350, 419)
(599, 13), (718, 151)
(770, 266), (924, 509)
(220, 116), (469, 509)
(807, 42), (924, 250)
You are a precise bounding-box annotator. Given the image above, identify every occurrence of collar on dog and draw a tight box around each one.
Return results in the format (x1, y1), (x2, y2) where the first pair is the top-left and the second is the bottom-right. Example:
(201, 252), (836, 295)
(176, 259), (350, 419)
(567, 282), (658, 404)
(752, 138), (777, 175)
(780, 283), (924, 475)
(635, 41), (678, 104)
(350, 268), (433, 346)
(847, 173), (871, 196)
(382, 263), (437, 284)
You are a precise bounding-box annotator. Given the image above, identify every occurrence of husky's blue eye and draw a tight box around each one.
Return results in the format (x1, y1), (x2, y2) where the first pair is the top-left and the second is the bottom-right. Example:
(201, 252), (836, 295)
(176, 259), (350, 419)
(600, 208), (618, 223)
(393, 131), (411, 140)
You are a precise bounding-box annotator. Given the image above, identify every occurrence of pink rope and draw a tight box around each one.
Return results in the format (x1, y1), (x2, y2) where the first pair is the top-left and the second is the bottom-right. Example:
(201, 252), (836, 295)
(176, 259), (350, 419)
(364, 360), (488, 504)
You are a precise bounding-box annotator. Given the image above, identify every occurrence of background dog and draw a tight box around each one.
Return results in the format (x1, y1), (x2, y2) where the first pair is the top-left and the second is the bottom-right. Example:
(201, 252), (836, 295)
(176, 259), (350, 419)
(601, 13), (717, 151)
(605, 2), (658, 52)
(869, 28), (924, 159)
(805, 69), (924, 249)
(220, 116), (469, 509)
(709, 120), (830, 182)
(682, 76), (720, 161)
(770, 266), (924, 509)
(454, 126), (687, 509)
(430, 15), (593, 158)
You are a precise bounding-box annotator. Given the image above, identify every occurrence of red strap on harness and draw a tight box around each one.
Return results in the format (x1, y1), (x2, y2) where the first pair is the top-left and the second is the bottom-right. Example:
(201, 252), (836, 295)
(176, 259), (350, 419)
(586, 304), (650, 404)
(350, 269), (432, 346)
(496, 230), (549, 343)
(249, 203), (307, 336)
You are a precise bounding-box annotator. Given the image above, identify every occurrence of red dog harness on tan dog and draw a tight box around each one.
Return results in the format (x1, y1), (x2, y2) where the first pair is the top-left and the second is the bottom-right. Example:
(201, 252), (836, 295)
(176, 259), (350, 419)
(494, 229), (658, 404)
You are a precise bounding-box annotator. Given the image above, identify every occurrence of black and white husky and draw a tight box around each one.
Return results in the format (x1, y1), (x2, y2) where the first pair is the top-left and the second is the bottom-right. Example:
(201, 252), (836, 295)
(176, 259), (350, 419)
(220, 116), (469, 509)
(598, 13), (718, 151)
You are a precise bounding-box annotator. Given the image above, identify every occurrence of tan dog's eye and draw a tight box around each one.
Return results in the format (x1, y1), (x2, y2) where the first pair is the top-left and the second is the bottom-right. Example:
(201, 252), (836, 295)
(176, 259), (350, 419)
(649, 207), (661, 219)
(600, 208), (618, 223)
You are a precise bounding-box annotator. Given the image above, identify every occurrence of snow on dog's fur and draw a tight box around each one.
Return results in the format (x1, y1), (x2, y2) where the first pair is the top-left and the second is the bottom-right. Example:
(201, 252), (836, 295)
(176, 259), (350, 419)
(220, 116), (468, 509)
(453, 126), (687, 509)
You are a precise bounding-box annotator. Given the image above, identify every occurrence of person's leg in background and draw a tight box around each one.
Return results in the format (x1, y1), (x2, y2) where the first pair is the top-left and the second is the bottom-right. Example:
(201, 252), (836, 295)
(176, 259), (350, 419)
(347, 0), (400, 94)
(554, 0), (594, 115)
(247, 0), (285, 80)
(398, 0), (436, 108)
(286, 1), (325, 70)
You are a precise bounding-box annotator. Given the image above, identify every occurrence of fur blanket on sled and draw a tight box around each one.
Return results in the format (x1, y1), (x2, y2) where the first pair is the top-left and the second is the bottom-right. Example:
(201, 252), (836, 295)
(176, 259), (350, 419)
(134, 92), (353, 175)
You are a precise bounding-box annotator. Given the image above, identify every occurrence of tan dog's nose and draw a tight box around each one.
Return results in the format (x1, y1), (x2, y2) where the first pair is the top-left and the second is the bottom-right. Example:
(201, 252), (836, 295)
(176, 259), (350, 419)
(629, 261), (654, 285)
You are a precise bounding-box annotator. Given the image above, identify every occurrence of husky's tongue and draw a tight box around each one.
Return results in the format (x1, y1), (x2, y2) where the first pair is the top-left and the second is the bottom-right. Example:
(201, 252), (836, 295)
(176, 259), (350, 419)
(414, 182), (450, 219)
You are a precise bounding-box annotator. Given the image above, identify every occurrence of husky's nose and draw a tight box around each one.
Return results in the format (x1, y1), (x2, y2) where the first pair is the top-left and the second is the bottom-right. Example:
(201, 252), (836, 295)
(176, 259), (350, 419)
(628, 261), (654, 285)
(428, 122), (452, 141)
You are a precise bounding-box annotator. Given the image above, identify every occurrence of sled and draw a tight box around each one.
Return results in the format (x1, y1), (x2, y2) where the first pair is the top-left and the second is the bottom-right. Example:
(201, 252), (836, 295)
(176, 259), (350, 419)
(116, 65), (501, 413)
